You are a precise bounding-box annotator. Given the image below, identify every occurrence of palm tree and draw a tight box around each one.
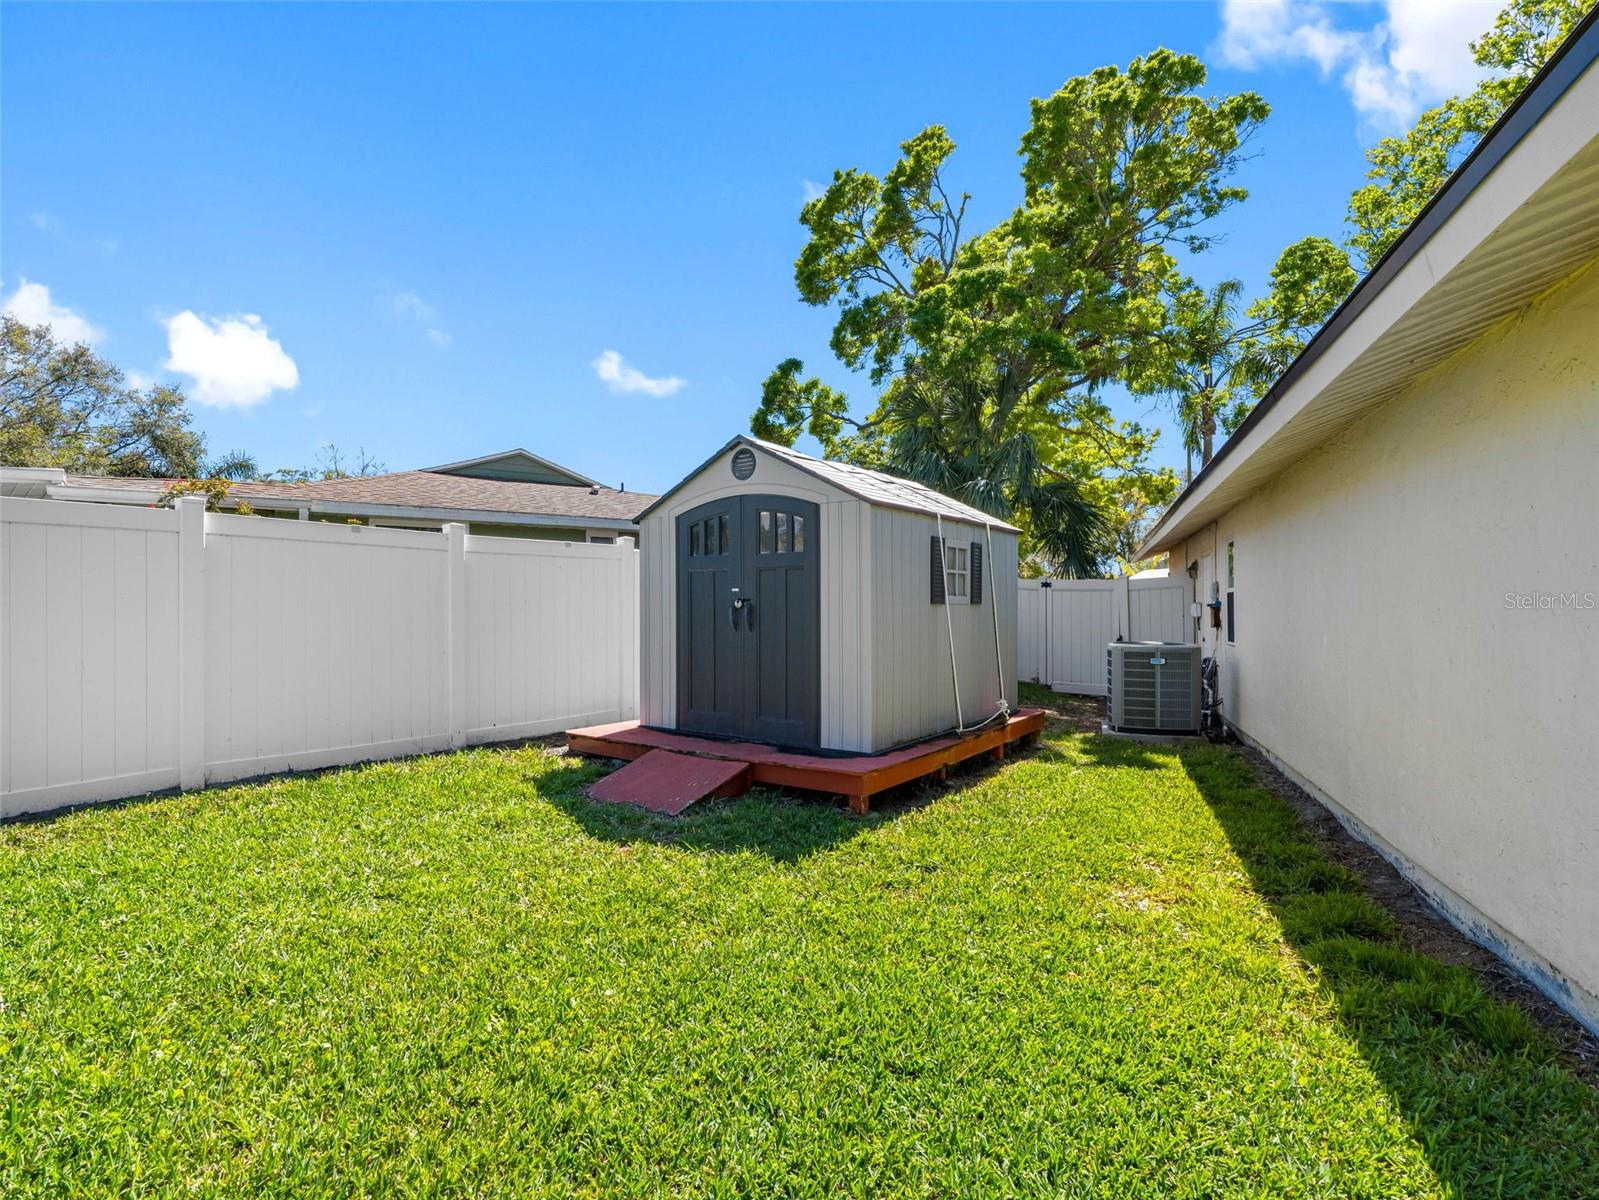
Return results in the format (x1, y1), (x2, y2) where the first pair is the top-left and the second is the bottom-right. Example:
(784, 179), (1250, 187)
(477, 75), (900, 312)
(204, 449), (260, 481)
(877, 372), (1108, 577)
(1138, 279), (1269, 472)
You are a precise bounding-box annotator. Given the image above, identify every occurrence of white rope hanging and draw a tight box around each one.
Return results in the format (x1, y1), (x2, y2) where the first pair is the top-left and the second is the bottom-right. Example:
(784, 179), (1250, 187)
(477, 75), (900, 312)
(936, 512), (965, 730)
(985, 518), (1010, 723)
(937, 512), (1012, 736)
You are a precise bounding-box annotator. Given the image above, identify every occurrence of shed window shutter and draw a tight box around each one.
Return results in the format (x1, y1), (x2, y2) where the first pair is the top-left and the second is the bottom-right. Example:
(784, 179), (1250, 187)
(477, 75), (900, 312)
(969, 542), (983, 605)
(930, 536), (946, 604)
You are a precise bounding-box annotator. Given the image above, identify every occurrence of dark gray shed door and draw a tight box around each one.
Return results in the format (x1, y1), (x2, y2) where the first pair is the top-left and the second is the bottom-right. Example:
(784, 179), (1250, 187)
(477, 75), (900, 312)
(675, 494), (820, 749)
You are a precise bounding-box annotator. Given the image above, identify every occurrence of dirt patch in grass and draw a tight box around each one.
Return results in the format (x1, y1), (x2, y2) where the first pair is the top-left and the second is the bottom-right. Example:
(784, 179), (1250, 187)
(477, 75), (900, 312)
(1236, 740), (1599, 1080)
(1018, 681), (1105, 732)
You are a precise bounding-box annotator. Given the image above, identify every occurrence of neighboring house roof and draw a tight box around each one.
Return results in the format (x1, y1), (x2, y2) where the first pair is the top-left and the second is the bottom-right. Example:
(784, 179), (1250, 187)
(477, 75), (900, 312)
(0, 466), (62, 499)
(423, 448), (600, 488)
(58, 471), (654, 524)
(1137, 6), (1599, 560)
(1, 459), (656, 529)
(639, 435), (1022, 532)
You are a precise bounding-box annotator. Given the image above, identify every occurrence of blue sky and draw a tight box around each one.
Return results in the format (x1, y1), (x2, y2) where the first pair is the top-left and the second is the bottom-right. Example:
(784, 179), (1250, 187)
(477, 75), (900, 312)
(2, 1), (1501, 492)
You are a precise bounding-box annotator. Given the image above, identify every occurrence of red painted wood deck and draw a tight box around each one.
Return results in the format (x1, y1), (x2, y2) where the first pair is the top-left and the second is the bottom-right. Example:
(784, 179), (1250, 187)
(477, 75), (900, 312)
(568, 708), (1046, 814)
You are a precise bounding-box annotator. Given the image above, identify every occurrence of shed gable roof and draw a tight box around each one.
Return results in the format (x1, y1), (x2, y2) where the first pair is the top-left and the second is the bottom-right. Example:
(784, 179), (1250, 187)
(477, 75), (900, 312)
(639, 436), (1021, 532)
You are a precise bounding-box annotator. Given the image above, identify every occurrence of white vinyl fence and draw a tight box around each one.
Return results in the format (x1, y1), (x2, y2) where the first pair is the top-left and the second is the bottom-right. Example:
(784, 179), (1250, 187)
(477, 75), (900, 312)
(1, 496), (638, 817)
(1018, 574), (1190, 695)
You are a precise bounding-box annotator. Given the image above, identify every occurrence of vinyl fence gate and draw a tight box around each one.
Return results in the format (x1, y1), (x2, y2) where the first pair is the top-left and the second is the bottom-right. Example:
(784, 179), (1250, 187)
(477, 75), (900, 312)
(1017, 575), (1191, 696)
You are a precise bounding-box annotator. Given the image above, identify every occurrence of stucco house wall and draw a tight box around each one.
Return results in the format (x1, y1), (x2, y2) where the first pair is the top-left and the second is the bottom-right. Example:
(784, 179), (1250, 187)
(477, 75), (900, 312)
(1172, 262), (1599, 1027)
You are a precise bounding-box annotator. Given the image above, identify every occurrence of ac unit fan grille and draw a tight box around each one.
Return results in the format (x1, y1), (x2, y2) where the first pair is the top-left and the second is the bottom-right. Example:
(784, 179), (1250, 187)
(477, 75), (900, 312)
(1107, 643), (1201, 733)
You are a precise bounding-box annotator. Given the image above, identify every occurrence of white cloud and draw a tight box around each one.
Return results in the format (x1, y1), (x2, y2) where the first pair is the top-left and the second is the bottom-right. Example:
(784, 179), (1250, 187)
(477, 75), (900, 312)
(1216, 0), (1499, 128)
(124, 369), (155, 392)
(1386, 0), (1500, 95)
(3, 279), (104, 345)
(162, 311), (299, 409)
(386, 288), (450, 348)
(802, 178), (828, 204)
(590, 349), (686, 398)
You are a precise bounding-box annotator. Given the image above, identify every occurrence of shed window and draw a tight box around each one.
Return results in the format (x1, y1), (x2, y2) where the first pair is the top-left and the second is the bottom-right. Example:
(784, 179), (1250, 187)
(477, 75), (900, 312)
(690, 523), (702, 557)
(942, 539), (970, 603)
(758, 510), (805, 555)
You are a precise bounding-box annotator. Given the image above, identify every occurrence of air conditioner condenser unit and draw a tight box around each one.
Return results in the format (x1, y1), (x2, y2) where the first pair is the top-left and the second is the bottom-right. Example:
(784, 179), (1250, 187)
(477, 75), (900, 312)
(1106, 642), (1202, 735)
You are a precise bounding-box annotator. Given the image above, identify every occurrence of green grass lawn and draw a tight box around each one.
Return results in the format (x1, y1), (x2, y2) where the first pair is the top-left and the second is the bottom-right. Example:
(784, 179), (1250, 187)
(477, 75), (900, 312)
(3, 712), (1596, 1198)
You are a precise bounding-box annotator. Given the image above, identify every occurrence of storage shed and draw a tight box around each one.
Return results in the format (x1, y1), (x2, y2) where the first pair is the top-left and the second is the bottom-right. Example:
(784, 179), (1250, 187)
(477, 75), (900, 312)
(637, 436), (1019, 754)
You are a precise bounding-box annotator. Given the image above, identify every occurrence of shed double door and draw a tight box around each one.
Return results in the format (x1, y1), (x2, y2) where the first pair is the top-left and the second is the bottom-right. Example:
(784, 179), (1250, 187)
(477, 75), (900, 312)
(676, 494), (820, 749)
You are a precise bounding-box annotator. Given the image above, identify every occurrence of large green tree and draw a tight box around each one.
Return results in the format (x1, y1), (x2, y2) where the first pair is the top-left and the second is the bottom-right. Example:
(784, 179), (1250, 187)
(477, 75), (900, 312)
(755, 49), (1264, 573)
(1, 315), (207, 477)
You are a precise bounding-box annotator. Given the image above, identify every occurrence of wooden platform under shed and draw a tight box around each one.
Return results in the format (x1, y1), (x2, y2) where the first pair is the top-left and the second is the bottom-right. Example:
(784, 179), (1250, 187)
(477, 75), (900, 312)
(568, 708), (1046, 815)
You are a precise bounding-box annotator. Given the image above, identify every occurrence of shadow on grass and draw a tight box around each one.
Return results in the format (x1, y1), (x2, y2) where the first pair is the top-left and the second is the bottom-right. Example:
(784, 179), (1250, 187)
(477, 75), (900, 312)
(545, 786), (881, 864)
(535, 715), (1055, 864)
(519, 755), (882, 865)
(1182, 747), (1599, 1195)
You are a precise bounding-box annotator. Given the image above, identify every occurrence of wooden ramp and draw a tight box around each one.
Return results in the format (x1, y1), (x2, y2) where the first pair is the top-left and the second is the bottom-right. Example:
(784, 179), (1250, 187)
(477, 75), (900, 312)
(587, 749), (752, 815)
(570, 708), (1046, 814)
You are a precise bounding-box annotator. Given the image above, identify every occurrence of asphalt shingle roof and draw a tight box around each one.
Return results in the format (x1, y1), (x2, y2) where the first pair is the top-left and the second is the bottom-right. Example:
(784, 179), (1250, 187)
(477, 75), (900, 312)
(63, 471), (656, 523)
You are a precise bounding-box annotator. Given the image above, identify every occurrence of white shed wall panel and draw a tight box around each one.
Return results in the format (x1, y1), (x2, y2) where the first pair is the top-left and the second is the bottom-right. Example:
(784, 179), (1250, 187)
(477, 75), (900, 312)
(0, 498), (639, 816)
(1176, 261), (1599, 1031)
(869, 508), (1018, 750)
(820, 497), (875, 752)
